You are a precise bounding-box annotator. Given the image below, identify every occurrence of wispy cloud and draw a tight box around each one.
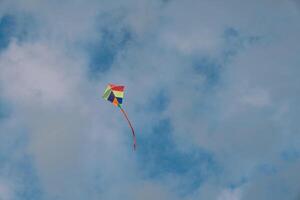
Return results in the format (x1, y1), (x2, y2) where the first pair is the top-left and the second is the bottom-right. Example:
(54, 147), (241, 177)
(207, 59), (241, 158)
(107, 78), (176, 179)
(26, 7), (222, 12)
(0, 0), (299, 199)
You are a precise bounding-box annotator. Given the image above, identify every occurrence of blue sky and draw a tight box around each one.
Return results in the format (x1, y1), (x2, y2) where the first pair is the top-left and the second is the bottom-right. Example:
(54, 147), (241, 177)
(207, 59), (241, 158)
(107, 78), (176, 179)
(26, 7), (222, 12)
(0, 0), (300, 200)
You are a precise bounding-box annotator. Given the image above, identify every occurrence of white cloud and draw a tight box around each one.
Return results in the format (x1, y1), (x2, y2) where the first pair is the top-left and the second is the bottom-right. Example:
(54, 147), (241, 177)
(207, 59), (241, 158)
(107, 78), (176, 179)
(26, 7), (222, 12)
(0, 41), (83, 105)
(0, 0), (300, 200)
(217, 188), (241, 200)
(240, 88), (271, 107)
(0, 180), (14, 200)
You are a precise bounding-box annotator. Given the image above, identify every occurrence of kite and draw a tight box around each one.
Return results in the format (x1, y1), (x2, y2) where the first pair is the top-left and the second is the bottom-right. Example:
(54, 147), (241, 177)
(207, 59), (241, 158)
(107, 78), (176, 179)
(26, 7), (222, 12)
(102, 84), (136, 150)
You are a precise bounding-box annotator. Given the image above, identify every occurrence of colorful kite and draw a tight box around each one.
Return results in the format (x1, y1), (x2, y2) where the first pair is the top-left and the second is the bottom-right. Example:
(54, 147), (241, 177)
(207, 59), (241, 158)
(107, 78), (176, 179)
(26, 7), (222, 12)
(102, 84), (136, 150)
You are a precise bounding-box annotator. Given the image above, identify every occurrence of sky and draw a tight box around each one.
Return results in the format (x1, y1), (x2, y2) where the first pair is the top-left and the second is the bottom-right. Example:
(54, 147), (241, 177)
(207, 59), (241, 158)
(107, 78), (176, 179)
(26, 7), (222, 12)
(0, 0), (300, 199)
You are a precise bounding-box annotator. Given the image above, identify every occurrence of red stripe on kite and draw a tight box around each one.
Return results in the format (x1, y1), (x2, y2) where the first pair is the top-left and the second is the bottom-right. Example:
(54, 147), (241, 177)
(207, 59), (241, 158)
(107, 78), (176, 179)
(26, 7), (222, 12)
(112, 86), (125, 91)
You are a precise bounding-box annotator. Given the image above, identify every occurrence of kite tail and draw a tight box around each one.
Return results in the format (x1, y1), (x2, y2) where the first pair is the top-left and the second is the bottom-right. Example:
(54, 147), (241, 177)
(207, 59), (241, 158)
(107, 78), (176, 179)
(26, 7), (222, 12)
(119, 107), (137, 151)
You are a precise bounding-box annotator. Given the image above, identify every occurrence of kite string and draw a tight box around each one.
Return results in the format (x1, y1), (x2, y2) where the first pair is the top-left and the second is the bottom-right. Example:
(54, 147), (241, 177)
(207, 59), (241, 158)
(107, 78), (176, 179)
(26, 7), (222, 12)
(119, 107), (136, 150)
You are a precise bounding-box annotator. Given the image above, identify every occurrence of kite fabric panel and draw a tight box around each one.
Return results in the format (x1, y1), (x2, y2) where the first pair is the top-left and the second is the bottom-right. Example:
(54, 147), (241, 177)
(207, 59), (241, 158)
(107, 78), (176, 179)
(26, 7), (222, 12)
(102, 84), (124, 107)
(102, 84), (136, 150)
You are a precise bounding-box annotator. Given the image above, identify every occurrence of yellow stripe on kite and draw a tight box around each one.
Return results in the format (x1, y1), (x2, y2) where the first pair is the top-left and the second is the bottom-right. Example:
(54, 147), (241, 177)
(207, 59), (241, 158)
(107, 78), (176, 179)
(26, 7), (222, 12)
(114, 91), (124, 98)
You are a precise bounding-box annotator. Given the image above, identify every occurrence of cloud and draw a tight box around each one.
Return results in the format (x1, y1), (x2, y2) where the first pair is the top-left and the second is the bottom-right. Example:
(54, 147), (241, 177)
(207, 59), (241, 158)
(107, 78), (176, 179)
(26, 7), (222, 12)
(0, 180), (14, 200)
(0, 0), (299, 200)
(217, 188), (241, 200)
